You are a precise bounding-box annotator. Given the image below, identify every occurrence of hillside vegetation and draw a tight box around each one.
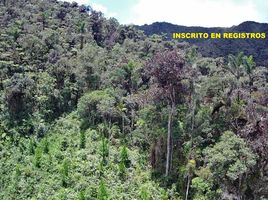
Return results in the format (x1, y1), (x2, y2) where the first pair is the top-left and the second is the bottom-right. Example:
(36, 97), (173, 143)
(0, 0), (268, 199)
(138, 21), (268, 66)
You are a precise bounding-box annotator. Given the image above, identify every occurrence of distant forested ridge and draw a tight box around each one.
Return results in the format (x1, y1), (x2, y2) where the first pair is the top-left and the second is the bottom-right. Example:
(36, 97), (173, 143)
(0, 0), (267, 199)
(137, 21), (268, 66)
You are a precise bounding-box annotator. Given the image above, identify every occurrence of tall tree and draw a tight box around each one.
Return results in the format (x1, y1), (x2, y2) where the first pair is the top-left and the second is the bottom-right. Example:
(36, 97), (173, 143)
(146, 50), (186, 176)
(226, 52), (245, 101)
(243, 55), (256, 88)
(204, 131), (256, 200)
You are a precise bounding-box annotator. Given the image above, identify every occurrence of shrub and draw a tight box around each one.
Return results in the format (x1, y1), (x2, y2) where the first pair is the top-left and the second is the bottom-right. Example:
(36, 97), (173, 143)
(34, 147), (42, 168)
(61, 159), (70, 187)
(43, 138), (49, 154)
(97, 180), (109, 200)
(77, 190), (85, 200)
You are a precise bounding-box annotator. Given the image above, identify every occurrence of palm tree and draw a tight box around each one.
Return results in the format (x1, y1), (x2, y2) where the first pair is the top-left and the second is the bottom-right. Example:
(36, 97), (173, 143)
(243, 55), (256, 89)
(226, 52), (245, 101)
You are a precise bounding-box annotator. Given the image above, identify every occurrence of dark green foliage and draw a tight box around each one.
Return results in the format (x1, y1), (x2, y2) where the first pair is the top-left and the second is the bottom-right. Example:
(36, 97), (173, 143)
(90, 11), (104, 46)
(118, 161), (126, 177)
(79, 21), (86, 50)
(61, 159), (70, 187)
(118, 145), (130, 177)
(43, 137), (49, 154)
(34, 147), (42, 168)
(14, 164), (21, 180)
(80, 131), (86, 149)
(77, 190), (86, 200)
(4, 74), (35, 124)
(138, 21), (268, 66)
(99, 136), (109, 166)
(28, 138), (36, 155)
(77, 90), (116, 128)
(0, 0), (267, 199)
(120, 145), (130, 168)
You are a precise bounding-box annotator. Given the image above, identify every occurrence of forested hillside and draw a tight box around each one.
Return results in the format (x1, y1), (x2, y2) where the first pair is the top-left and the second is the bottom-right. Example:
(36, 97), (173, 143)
(0, 0), (268, 199)
(138, 21), (268, 66)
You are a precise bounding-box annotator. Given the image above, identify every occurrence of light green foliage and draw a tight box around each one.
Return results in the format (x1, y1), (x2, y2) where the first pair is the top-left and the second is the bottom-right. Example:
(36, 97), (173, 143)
(138, 184), (152, 200)
(35, 72), (57, 119)
(243, 55), (256, 75)
(192, 177), (211, 194)
(134, 105), (165, 147)
(118, 145), (131, 177)
(227, 52), (246, 80)
(191, 185), (221, 200)
(8, 23), (22, 42)
(0, 113), (167, 199)
(42, 137), (49, 154)
(62, 160), (69, 177)
(97, 180), (109, 200)
(77, 89), (116, 128)
(28, 138), (36, 155)
(0, 0), (267, 199)
(99, 136), (109, 166)
(34, 146), (42, 168)
(229, 99), (246, 119)
(204, 131), (256, 181)
(57, 189), (68, 200)
(186, 46), (199, 64)
(61, 159), (70, 187)
(120, 145), (129, 166)
(118, 161), (126, 177)
(77, 190), (86, 200)
(191, 167), (221, 200)
(118, 145), (129, 177)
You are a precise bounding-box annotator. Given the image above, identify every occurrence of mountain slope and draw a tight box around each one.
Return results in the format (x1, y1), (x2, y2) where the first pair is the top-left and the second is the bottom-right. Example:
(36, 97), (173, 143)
(0, 1), (268, 199)
(137, 21), (268, 66)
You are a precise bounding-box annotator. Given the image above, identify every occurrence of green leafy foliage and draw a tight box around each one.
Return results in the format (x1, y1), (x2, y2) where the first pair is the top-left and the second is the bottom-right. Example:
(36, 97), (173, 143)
(77, 190), (86, 200)
(77, 90), (117, 128)
(97, 180), (109, 200)
(61, 159), (70, 187)
(80, 131), (86, 149)
(34, 146), (42, 168)
(0, 0), (267, 199)
(120, 145), (130, 167)
(99, 136), (109, 166)
(204, 131), (256, 181)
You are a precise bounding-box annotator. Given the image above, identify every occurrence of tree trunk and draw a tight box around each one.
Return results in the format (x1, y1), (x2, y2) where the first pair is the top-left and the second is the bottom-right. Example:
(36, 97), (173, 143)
(131, 108), (134, 131)
(236, 75), (241, 102)
(80, 35), (84, 49)
(190, 79), (195, 148)
(0, 77), (3, 90)
(238, 174), (244, 200)
(185, 175), (191, 200)
(122, 114), (125, 138)
(165, 103), (174, 176)
(108, 117), (112, 140)
(165, 107), (172, 176)
(249, 75), (253, 94)
(165, 87), (176, 176)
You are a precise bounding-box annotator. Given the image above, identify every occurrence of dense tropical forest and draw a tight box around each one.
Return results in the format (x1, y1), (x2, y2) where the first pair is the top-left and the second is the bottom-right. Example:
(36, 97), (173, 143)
(0, 0), (267, 199)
